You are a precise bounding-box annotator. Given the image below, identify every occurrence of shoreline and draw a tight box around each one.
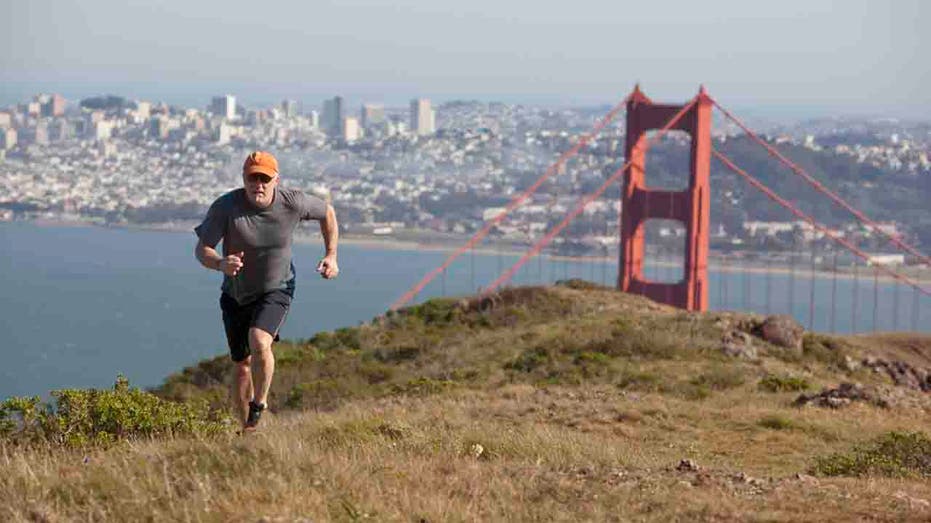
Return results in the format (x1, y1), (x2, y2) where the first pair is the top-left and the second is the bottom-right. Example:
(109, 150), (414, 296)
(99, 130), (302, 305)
(6, 217), (931, 286)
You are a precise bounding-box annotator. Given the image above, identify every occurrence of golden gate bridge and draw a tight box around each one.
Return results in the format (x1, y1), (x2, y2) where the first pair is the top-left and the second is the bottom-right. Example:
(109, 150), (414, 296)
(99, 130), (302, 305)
(389, 85), (930, 333)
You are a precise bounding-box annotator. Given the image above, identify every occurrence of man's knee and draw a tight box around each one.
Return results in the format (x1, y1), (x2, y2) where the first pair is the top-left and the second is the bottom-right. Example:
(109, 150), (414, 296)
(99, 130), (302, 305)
(248, 328), (274, 357)
(235, 357), (252, 376)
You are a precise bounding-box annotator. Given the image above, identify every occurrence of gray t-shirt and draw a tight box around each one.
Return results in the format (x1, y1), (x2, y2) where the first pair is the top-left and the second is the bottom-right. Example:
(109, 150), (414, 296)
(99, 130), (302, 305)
(195, 187), (327, 305)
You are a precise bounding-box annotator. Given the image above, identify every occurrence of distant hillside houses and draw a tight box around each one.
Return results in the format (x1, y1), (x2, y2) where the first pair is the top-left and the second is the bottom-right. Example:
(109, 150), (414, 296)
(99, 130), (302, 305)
(866, 254), (905, 266)
(742, 220), (903, 245)
(743, 221), (795, 236)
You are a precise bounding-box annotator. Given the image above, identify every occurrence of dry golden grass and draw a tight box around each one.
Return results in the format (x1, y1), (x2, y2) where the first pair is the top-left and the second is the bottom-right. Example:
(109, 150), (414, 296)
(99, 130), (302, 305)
(842, 332), (931, 368)
(3, 385), (931, 522)
(5, 284), (931, 521)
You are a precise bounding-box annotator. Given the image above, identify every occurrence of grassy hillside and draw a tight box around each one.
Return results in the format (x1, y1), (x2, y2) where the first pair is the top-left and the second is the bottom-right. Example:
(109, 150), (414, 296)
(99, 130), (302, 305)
(3, 282), (931, 521)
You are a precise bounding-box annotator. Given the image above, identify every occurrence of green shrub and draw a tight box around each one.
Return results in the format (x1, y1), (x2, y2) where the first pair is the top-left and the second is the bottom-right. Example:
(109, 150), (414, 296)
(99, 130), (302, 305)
(357, 361), (395, 384)
(0, 376), (228, 447)
(616, 370), (661, 392)
(373, 345), (422, 363)
(813, 431), (931, 478)
(389, 377), (456, 396)
(504, 347), (552, 373)
(574, 351), (610, 365)
(275, 343), (324, 367)
(401, 298), (460, 325)
(758, 415), (795, 430)
(156, 355), (229, 402)
(668, 382), (712, 401)
(568, 351), (615, 379)
(446, 368), (481, 382)
(555, 278), (603, 290)
(758, 373), (810, 393)
(586, 318), (688, 361)
(309, 327), (362, 352)
(801, 334), (849, 368)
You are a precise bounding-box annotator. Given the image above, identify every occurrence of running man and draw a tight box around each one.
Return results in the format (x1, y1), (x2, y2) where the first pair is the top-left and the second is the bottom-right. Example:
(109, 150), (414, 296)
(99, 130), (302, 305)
(194, 151), (339, 430)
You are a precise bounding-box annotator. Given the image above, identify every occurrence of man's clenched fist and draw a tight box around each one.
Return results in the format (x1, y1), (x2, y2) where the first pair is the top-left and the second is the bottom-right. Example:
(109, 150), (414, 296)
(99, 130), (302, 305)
(316, 254), (339, 279)
(219, 251), (245, 276)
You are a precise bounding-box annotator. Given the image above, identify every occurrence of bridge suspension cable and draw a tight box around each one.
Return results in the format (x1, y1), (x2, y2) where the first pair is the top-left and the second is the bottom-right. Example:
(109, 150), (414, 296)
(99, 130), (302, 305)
(711, 148), (931, 297)
(389, 93), (632, 310)
(713, 100), (931, 266)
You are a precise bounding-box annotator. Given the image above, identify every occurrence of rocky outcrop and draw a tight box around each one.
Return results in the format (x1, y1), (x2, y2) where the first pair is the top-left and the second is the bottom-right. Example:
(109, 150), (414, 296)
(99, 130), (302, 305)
(861, 357), (931, 392)
(793, 382), (891, 409)
(717, 314), (805, 359)
(756, 315), (804, 354)
(676, 459), (701, 472)
(721, 329), (758, 359)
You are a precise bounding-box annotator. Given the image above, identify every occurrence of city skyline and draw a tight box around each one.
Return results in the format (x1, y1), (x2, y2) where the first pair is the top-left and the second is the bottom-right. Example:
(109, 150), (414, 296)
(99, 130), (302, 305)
(2, 1), (929, 120)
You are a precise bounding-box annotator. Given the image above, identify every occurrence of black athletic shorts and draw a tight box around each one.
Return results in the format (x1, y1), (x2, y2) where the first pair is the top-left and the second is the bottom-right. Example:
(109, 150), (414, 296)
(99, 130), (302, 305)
(220, 289), (293, 362)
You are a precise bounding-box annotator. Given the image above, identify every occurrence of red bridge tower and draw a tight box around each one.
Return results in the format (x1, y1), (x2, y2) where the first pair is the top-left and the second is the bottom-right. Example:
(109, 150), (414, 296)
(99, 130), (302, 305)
(618, 86), (713, 311)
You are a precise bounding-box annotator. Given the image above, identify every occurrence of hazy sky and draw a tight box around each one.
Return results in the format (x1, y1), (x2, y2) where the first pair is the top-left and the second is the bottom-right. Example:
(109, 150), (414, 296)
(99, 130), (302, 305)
(2, 0), (928, 117)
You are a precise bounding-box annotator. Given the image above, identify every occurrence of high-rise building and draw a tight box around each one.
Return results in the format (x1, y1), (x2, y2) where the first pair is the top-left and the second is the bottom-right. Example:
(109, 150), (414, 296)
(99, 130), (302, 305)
(19, 122), (49, 146)
(322, 96), (343, 136)
(360, 103), (385, 128)
(24, 102), (41, 117)
(135, 101), (151, 120)
(322, 99), (335, 129)
(40, 94), (65, 117)
(189, 115), (205, 132)
(342, 116), (360, 142)
(210, 95), (236, 120)
(50, 119), (73, 141)
(281, 99), (298, 118)
(17, 127), (38, 146)
(410, 98), (435, 136)
(91, 120), (112, 141)
(0, 112), (11, 128)
(308, 110), (319, 130)
(1, 128), (17, 150)
(244, 110), (262, 126)
(149, 116), (169, 140)
(216, 123), (232, 145)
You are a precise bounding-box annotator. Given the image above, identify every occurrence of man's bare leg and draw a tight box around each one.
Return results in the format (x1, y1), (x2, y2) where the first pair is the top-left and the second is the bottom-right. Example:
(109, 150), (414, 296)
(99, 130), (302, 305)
(233, 357), (254, 426)
(249, 327), (275, 407)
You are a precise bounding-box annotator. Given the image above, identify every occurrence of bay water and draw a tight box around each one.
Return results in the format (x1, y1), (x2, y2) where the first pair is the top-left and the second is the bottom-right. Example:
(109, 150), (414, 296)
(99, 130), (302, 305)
(2, 221), (928, 400)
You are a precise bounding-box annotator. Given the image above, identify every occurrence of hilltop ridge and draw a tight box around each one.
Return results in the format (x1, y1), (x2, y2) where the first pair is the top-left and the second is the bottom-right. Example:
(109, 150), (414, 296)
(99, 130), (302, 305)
(157, 281), (931, 414)
(4, 282), (931, 521)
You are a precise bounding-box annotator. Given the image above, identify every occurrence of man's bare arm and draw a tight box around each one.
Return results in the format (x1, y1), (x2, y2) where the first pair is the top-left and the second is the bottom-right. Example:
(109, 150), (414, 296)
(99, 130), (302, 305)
(320, 204), (339, 256)
(195, 239), (244, 276)
(317, 204), (339, 279)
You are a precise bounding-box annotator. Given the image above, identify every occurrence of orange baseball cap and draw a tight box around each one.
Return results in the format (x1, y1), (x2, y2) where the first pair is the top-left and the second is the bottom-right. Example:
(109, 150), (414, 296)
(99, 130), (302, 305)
(243, 151), (279, 177)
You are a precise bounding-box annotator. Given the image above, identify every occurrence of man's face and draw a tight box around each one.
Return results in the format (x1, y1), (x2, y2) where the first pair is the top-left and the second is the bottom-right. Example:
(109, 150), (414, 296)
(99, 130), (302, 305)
(243, 172), (279, 208)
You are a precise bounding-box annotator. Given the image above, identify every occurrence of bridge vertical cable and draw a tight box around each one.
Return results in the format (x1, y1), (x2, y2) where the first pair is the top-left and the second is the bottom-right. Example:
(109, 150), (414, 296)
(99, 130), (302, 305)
(851, 263), (859, 334)
(873, 269), (879, 332)
(809, 251), (817, 330)
(830, 252), (838, 333)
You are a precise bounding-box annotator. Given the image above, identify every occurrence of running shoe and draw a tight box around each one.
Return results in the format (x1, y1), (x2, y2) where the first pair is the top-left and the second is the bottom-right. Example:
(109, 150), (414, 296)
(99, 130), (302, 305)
(245, 400), (265, 430)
